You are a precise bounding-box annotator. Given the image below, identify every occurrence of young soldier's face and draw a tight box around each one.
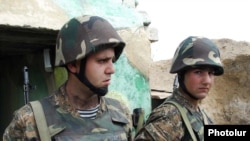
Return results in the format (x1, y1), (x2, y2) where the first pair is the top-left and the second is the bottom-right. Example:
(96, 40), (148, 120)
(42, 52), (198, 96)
(184, 67), (215, 100)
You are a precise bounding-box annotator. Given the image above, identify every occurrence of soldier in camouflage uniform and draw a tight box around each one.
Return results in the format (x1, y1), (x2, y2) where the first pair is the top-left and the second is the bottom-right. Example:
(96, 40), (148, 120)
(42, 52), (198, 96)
(135, 36), (224, 141)
(3, 15), (133, 141)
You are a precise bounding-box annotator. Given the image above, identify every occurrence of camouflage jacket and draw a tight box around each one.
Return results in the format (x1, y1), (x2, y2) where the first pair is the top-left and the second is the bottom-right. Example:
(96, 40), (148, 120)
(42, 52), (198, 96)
(3, 83), (133, 141)
(134, 88), (213, 141)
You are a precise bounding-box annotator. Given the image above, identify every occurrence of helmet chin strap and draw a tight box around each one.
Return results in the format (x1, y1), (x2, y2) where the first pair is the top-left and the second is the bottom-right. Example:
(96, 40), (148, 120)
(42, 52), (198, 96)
(178, 73), (199, 100)
(74, 59), (108, 96)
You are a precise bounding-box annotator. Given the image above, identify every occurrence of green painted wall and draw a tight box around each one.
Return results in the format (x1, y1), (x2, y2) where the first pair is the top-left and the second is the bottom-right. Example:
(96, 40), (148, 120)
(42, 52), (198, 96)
(109, 54), (151, 118)
(52, 0), (142, 28)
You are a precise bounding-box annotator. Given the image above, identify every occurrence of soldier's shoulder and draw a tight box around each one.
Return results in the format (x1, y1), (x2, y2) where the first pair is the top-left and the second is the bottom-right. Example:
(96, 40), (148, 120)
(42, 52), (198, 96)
(153, 101), (180, 116)
(102, 97), (125, 108)
(146, 101), (181, 124)
(13, 104), (34, 117)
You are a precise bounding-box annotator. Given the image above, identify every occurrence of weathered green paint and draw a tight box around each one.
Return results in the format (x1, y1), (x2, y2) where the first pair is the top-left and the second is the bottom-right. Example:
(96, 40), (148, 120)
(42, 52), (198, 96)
(52, 0), (143, 28)
(109, 54), (151, 118)
(54, 67), (67, 88)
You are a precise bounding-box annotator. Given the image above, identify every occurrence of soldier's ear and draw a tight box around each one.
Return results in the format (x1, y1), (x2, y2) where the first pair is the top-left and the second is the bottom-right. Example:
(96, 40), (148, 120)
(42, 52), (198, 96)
(66, 60), (79, 73)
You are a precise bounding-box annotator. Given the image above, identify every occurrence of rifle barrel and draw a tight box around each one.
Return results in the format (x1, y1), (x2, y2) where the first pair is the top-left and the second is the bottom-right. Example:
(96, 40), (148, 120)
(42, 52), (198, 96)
(23, 66), (29, 104)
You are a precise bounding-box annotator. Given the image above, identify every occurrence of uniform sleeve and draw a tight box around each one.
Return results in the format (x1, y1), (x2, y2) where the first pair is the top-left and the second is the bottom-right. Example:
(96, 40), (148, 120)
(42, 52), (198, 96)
(134, 104), (185, 141)
(3, 104), (39, 141)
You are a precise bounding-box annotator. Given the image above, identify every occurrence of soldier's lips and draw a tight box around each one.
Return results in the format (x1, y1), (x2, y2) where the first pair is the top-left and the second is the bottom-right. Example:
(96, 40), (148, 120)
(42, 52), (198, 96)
(199, 88), (209, 92)
(103, 79), (111, 85)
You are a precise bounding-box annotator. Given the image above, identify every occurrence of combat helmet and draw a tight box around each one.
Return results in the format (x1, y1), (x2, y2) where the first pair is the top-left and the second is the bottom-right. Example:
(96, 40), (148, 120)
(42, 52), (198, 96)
(54, 15), (125, 67)
(54, 15), (125, 96)
(170, 36), (224, 75)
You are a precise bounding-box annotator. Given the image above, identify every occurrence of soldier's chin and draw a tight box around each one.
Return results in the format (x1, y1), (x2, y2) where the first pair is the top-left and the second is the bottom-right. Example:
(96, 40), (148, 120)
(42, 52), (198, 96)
(95, 87), (108, 96)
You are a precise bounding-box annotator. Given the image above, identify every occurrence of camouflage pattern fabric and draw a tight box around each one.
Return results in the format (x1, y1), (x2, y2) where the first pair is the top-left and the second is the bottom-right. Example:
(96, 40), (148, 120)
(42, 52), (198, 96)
(134, 88), (213, 141)
(3, 83), (133, 141)
(55, 15), (125, 67)
(170, 36), (224, 76)
(3, 104), (39, 141)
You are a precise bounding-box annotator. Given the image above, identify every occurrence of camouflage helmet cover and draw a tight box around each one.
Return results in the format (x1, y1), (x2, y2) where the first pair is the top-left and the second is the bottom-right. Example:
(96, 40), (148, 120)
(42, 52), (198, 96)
(170, 36), (224, 75)
(54, 15), (125, 66)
